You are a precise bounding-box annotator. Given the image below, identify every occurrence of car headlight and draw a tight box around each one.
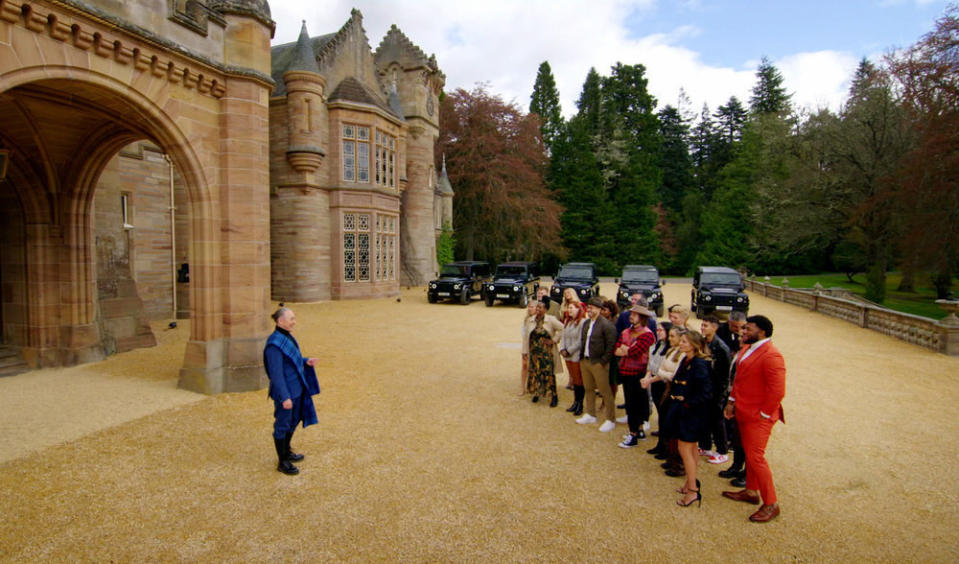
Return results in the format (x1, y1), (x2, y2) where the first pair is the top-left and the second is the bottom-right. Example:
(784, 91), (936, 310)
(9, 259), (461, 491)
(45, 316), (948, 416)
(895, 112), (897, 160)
(454, 283), (461, 290)
(429, 283), (436, 289)
(513, 285), (520, 291)
(736, 297), (743, 303)
(704, 295), (712, 301)
(488, 285), (495, 291)
(620, 291), (629, 298)
(579, 288), (588, 295)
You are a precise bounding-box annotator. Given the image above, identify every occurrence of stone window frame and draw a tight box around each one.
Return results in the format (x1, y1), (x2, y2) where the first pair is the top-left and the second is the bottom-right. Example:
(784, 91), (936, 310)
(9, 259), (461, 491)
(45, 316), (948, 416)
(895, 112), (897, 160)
(374, 213), (398, 281)
(341, 124), (371, 184)
(374, 130), (396, 189)
(343, 211), (372, 282)
(121, 192), (134, 229)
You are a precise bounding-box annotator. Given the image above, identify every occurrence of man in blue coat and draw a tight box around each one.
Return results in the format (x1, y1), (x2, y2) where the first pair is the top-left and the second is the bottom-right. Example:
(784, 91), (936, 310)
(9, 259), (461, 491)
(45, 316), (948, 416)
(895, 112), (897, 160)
(264, 307), (320, 475)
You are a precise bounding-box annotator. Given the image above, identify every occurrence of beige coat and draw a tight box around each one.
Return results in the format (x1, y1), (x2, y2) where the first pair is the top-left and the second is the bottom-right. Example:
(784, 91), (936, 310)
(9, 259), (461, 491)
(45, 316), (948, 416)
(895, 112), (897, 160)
(522, 314), (565, 374)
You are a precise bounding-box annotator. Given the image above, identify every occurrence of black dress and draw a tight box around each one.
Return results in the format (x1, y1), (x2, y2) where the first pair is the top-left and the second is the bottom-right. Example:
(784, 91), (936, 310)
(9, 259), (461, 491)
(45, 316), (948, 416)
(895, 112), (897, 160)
(662, 356), (711, 443)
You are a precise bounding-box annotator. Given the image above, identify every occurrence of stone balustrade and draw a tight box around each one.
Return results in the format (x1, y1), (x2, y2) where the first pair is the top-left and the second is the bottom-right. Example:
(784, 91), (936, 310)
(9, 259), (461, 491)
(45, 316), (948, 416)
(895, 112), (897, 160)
(745, 279), (959, 356)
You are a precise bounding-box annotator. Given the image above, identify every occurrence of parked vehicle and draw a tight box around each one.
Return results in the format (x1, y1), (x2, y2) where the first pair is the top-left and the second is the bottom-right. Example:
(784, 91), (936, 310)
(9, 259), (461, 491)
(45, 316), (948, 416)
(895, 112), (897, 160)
(616, 265), (665, 316)
(427, 261), (492, 305)
(483, 262), (540, 307)
(690, 266), (749, 316)
(549, 262), (600, 303)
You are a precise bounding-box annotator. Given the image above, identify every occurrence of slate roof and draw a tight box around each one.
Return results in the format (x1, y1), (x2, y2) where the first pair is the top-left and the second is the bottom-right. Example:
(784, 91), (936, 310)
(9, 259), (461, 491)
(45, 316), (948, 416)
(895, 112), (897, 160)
(270, 33), (334, 97)
(327, 77), (396, 116)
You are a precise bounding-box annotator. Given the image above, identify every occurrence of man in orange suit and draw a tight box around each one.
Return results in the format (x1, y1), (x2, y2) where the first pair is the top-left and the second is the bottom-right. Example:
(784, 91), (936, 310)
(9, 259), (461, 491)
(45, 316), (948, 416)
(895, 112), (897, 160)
(722, 315), (786, 522)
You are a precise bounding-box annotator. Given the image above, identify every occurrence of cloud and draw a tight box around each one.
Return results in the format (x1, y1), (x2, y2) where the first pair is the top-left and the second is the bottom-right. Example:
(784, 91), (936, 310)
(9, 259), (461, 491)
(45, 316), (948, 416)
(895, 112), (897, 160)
(269, 0), (859, 120)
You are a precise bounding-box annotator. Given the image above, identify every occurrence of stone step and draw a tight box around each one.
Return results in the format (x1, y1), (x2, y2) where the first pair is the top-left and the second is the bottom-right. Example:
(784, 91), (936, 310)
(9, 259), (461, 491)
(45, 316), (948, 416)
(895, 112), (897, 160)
(0, 346), (28, 378)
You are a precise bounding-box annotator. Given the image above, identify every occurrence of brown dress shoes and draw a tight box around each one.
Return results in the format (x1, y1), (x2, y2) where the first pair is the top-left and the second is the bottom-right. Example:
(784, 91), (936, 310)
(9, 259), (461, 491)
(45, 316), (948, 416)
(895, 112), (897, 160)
(721, 489), (761, 505)
(749, 503), (781, 522)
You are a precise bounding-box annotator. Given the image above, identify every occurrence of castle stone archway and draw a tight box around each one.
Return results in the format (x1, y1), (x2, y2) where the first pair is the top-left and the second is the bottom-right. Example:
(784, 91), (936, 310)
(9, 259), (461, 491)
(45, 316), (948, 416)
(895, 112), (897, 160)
(0, 0), (276, 393)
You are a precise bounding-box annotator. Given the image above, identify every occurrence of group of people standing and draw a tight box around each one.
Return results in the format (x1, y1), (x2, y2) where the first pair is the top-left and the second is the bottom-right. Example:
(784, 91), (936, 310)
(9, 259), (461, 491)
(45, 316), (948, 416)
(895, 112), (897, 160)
(520, 290), (787, 522)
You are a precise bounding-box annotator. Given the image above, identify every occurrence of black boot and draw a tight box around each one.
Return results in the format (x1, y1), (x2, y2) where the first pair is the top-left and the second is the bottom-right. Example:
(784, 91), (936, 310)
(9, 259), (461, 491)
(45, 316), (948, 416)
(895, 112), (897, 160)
(285, 433), (304, 462)
(572, 385), (585, 416)
(274, 437), (299, 475)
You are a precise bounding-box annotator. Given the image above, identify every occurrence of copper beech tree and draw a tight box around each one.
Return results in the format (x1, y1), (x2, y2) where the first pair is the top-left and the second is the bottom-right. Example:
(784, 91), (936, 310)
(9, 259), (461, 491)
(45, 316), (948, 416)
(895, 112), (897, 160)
(888, 5), (959, 298)
(437, 86), (566, 264)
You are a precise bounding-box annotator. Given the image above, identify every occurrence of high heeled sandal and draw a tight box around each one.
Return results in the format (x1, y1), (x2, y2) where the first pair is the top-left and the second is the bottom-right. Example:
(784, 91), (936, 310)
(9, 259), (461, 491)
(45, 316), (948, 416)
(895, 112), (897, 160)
(677, 489), (702, 507)
(676, 479), (701, 494)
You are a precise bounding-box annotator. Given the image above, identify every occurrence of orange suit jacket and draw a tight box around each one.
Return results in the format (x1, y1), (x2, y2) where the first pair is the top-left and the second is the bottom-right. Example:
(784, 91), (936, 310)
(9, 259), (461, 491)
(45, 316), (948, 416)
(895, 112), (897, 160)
(730, 341), (786, 423)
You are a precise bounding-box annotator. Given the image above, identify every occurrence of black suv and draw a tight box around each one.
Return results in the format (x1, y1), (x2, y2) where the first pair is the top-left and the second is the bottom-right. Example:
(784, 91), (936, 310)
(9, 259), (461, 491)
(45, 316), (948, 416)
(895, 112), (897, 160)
(691, 266), (749, 316)
(616, 265), (665, 316)
(483, 262), (540, 307)
(428, 261), (492, 304)
(549, 262), (600, 303)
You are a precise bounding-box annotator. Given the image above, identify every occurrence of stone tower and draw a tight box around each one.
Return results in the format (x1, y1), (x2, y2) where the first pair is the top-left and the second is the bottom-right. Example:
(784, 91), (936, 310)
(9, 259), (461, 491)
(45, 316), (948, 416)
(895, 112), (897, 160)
(374, 26), (446, 285)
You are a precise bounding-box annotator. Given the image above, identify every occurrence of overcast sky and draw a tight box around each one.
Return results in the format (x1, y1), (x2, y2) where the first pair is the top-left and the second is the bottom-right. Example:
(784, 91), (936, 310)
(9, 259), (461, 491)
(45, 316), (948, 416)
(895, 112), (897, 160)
(268, 0), (950, 119)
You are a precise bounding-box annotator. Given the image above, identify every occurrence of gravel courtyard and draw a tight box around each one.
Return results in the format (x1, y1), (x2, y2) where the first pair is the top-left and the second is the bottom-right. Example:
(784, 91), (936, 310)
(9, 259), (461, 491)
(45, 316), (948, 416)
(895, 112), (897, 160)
(1, 282), (958, 562)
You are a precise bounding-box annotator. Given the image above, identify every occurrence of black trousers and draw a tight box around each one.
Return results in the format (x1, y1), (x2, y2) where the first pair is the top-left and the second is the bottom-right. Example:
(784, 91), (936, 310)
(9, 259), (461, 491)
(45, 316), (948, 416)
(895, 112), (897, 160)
(699, 402), (728, 454)
(620, 372), (649, 434)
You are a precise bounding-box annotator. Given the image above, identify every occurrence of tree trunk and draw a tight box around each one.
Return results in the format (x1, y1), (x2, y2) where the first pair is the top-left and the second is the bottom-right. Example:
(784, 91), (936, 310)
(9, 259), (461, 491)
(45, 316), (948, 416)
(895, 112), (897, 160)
(898, 258), (916, 292)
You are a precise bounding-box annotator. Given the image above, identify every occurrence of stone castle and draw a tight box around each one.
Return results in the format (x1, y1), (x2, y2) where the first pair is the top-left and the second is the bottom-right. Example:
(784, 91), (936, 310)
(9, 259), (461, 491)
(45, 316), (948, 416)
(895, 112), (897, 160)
(0, 0), (452, 392)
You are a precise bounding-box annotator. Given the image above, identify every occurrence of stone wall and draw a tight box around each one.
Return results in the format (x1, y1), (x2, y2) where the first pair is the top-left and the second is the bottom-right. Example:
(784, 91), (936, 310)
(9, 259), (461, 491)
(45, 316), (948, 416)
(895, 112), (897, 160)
(745, 279), (959, 355)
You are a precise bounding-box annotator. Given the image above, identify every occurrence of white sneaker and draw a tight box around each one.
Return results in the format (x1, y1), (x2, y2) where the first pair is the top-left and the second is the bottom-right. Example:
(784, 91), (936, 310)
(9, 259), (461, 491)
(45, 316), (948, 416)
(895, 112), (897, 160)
(707, 453), (729, 464)
(616, 415), (628, 424)
(598, 420), (616, 432)
(642, 421), (650, 432)
(576, 414), (597, 425)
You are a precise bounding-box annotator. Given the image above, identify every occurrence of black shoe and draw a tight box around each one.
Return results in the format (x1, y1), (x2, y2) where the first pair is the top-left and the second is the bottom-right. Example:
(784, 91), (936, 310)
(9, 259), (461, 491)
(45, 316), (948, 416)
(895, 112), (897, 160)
(573, 403), (583, 416)
(277, 460), (300, 475)
(285, 435), (304, 462)
(636, 430), (646, 439)
(730, 477), (746, 488)
(660, 461), (672, 469)
(654, 452), (668, 460)
(617, 403), (626, 409)
(646, 446), (662, 455)
(565, 401), (578, 412)
(664, 467), (686, 477)
(718, 467), (742, 479)
(531, 395), (539, 403)
(651, 430), (660, 437)
(549, 395), (558, 408)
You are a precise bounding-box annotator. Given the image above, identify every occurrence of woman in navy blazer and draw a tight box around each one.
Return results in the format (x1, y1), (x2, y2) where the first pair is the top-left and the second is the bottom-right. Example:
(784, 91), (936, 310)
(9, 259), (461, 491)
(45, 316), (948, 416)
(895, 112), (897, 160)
(664, 330), (712, 507)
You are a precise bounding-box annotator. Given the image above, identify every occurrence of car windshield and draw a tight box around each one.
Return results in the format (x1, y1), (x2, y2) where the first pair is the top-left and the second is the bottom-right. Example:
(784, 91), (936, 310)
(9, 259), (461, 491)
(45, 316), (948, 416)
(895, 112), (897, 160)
(558, 266), (593, 279)
(701, 272), (742, 285)
(623, 271), (657, 283)
(440, 265), (469, 277)
(496, 266), (528, 277)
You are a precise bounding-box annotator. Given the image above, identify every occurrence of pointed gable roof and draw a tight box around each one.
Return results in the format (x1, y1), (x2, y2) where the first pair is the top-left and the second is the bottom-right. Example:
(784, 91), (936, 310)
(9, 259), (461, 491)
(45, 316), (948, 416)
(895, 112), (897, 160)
(374, 24), (444, 80)
(287, 21), (321, 74)
(437, 155), (454, 195)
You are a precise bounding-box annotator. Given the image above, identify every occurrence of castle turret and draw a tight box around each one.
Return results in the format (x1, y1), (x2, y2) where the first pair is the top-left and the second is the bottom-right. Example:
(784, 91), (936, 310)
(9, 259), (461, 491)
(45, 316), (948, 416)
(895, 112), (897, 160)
(283, 21), (326, 173)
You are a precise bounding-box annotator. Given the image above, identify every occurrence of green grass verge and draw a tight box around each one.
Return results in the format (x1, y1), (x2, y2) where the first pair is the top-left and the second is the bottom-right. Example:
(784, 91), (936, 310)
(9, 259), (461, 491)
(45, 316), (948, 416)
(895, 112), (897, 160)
(763, 272), (957, 320)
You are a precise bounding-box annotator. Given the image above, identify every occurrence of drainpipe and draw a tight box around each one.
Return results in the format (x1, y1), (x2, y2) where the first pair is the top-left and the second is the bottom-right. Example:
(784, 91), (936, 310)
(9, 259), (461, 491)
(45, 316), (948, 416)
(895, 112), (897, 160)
(164, 154), (176, 317)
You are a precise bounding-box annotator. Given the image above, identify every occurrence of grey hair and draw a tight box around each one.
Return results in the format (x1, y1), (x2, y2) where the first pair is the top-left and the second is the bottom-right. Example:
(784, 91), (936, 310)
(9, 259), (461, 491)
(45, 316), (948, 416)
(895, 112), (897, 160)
(729, 311), (747, 322)
(271, 307), (292, 323)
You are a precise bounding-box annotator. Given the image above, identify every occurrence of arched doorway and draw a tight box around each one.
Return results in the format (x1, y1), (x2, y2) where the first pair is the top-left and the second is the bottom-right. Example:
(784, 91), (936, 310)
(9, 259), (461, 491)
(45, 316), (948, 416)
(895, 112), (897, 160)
(0, 74), (208, 364)
(0, 0), (275, 393)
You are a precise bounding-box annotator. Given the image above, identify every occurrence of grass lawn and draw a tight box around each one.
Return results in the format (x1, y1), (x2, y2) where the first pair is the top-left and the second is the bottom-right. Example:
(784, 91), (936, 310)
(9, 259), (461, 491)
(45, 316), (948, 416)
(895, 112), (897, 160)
(764, 272), (957, 320)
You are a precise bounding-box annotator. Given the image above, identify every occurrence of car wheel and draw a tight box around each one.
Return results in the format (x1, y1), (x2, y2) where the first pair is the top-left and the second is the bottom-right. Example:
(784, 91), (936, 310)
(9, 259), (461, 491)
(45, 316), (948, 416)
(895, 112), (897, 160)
(460, 289), (470, 305)
(485, 294), (494, 307)
(519, 291), (528, 307)
(427, 293), (437, 304)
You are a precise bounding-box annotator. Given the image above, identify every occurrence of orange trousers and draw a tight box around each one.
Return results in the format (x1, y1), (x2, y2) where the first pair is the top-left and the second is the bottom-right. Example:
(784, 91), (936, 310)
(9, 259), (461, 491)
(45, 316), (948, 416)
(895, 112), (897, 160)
(737, 410), (778, 505)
